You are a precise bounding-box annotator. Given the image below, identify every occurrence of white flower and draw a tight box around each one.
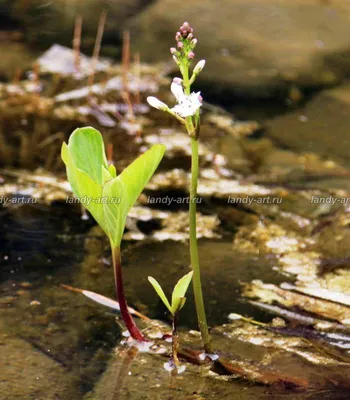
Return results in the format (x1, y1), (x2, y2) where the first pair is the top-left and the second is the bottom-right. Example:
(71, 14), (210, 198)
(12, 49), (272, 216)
(170, 82), (202, 118)
(147, 82), (202, 119)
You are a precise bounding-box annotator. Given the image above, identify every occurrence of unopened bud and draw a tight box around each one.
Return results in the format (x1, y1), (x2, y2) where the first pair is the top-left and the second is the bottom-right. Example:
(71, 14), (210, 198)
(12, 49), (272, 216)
(191, 38), (198, 48)
(193, 59), (205, 74)
(175, 32), (181, 41)
(172, 77), (183, 84)
(188, 51), (195, 60)
(147, 96), (168, 111)
(187, 33), (193, 41)
(182, 22), (190, 30)
(170, 47), (177, 55)
(177, 42), (183, 49)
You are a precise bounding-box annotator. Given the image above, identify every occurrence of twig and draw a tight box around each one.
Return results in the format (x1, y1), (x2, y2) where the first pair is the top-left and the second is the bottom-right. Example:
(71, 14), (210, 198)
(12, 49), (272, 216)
(73, 15), (83, 73)
(88, 9), (107, 89)
(133, 52), (141, 105)
(12, 67), (21, 85)
(121, 30), (135, 124)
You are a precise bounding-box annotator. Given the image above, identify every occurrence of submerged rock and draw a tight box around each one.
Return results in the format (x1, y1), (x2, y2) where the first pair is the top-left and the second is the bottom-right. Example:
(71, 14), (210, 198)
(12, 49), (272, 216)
(0, 321), (80, 400)
(129, 0), (350, 98)
(266, 84), (350, 167)
(1, 0), (151, 50)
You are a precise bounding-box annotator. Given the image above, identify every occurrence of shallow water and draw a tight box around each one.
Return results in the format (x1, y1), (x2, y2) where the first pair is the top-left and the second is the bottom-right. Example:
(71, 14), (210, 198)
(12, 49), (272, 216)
(0, 201), (290, 397)
(1, 33), (350, 400)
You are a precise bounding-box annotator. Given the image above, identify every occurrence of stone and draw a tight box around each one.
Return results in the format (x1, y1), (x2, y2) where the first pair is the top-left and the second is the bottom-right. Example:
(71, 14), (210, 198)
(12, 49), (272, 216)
(128, 0), (350, 98)
(265, 84), (350, 166)
(1, 0), (151, 51)
(0, 42), (38, 81)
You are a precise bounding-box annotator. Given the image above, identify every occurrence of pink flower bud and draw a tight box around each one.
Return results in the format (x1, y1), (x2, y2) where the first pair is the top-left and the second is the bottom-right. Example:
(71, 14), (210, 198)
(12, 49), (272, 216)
(187, 33), (193, 41)
(175, 32), (181, 41)
(188, 51), (195, 60)
(182, 22), (190, 29)
(191, 38), (198, 47)
(170, 47), (177, 55)
(177, 42), (183, 49)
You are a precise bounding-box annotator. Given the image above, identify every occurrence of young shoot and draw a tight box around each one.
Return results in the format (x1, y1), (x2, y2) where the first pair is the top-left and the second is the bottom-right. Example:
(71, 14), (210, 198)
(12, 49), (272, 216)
(148, 271), (193, 371)
(61, 126), (166, 341)
(147, 22), (212, 353)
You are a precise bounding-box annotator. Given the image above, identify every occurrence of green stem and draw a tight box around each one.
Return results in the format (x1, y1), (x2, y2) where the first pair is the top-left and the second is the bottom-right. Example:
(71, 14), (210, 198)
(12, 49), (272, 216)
(111, 246), (146, 342)
(183, 64), (213, 354)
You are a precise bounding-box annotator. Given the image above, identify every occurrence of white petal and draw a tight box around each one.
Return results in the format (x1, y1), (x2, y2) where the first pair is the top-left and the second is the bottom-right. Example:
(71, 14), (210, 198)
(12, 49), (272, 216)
(171, 96), (202, 117)
(190, 92), (202, 108)
(170, 82), (185, 103)
(147, 96), (168, 111)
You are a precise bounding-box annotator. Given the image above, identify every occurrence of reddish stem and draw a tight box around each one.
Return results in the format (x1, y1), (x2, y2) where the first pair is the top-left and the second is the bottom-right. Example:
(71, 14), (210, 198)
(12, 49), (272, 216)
(111, 247), (146, 341)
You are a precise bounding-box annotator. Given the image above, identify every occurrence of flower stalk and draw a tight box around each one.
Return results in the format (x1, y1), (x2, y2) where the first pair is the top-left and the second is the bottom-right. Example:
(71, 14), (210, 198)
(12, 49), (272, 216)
(147, 22), (212, 353)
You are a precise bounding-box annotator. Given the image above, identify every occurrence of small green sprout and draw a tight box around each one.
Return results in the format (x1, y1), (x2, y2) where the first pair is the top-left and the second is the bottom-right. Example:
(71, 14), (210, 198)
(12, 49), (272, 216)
(148, 271), (193, 369)
(62, 126), (165, 341)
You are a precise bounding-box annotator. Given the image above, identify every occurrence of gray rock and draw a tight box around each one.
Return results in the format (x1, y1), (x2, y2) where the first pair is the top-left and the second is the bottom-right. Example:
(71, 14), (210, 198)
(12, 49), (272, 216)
(1, 0), (151, 51)
(128, 0), (350, 98)
(265, 83), (350, 166)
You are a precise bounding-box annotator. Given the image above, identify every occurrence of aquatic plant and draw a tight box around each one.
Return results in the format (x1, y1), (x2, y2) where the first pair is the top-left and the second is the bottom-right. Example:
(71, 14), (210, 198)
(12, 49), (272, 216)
(61, 126), (165, 341)
(148, 271), (193, 369)
(147, 22), (212, 353)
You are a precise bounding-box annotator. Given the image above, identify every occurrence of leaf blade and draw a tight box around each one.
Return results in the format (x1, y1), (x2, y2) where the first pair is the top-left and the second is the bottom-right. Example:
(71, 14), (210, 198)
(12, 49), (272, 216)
(119, 144), (166, 212)
(62, 142), (107, 233)
(171, 271), (193, 313)
(68, 126), (108, 185)
(102, 178), (128, 247)
(148, 276), (173, 314)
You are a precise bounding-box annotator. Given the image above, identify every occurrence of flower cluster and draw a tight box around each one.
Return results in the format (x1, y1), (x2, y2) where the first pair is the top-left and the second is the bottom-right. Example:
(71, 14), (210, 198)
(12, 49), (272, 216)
(170, 22), (197, 66)
(147, 21), (205, 121)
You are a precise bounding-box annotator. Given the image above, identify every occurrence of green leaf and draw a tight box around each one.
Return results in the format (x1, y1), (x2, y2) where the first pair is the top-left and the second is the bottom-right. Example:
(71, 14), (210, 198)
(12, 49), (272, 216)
(61, 142), (107, 233)
(102, 178), (128, 248)
(171, 271), (193, 313)
(148, 276), (173, 314)
(103, 144), (166, 247)
(119, 144), (166, 212)
(68, 127), (108, 185)
(62, 127), (165, 249)
(108, 164), (117, 178)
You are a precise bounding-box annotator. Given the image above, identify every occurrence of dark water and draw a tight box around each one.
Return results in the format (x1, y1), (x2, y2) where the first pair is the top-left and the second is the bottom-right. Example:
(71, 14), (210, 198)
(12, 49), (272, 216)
(0, 201), (290, 398)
